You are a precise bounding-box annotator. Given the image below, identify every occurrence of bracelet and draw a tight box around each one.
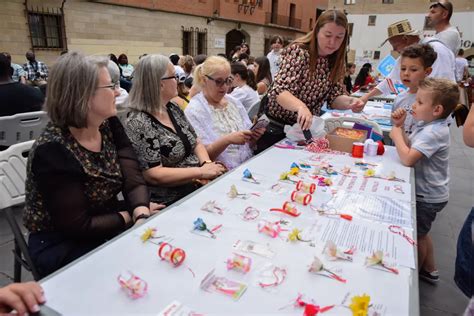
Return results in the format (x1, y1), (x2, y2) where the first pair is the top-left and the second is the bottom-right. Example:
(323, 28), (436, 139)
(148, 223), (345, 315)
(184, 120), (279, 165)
(200, 160), (212, 167)
(134, 213), (150, 222)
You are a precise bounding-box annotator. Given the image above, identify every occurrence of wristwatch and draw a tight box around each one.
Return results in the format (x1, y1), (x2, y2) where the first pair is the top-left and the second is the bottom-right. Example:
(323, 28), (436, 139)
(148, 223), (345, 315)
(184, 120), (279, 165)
(134, 213), (150, 222)
(200, 160), (212, 166)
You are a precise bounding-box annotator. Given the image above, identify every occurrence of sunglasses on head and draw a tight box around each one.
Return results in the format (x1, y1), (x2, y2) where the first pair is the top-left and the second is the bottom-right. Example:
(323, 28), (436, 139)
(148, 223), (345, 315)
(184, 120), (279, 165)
(430, 2), (448, 10)
(205, 75), (233, 87)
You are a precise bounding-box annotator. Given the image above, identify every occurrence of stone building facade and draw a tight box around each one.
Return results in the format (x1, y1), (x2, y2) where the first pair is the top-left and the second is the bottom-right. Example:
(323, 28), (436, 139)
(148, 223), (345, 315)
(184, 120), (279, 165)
(1, 0), (327, 66)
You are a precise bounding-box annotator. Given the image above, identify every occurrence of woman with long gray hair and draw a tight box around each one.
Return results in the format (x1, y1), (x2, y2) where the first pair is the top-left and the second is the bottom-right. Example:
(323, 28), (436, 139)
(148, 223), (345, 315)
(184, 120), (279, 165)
(125, 54), (226, 206)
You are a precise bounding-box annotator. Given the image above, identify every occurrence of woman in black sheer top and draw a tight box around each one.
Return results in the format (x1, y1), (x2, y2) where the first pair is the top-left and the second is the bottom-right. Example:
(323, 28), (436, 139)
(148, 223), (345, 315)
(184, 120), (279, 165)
(23, 53), (162, 277)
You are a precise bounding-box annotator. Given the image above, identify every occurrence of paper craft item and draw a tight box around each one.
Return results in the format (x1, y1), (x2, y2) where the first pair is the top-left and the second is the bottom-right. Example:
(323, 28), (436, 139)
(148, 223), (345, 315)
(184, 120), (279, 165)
(242, 168), (260, 184)
(117, 271), (148, 299)
(226, 253), (252, 273)
(308, 256), (346, 283)
(296, 180), (316, 194)
(258, 220), (286, 238)
(365, 251), (399, 274)
(201, 200), (224, 215)
(290, 190), (312, 205)
(192, 218), (222, 239)
(158, 242), (186, 267)
(232, 240), (275, 258)
(270, 202), (301, 217)
(324, 240), (354, 261)
(256, 263), (287, 290)
(157, 300), (200, 316)
(200, 269), (247, 301)
(241, 206), (260, 221)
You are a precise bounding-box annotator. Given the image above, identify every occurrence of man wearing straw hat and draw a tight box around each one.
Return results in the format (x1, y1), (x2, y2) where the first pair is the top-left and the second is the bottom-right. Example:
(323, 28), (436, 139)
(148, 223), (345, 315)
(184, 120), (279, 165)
(427, 0), (461, 55)
(359, 19), (455, 105)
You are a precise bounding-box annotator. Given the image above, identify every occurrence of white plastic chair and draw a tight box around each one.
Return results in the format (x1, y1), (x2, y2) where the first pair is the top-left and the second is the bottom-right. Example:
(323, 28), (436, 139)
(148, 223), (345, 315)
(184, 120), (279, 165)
(247, 100), (261, 121)
(0, 140), (40, 281)
(324, 116), (383, 136)
(0, 111), (48, 147)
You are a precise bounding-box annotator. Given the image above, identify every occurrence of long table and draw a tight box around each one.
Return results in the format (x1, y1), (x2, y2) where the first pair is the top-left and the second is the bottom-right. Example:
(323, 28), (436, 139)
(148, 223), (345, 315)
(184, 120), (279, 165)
(39, 146), (419, 315)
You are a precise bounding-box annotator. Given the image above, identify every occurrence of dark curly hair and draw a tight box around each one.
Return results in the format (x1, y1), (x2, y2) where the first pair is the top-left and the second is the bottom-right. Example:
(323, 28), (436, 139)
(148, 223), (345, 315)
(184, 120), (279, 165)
(401, 44), (437, 68)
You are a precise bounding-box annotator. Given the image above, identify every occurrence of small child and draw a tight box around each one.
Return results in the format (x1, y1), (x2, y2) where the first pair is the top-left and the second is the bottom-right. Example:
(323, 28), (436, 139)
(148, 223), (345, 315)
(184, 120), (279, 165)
(392, 44), (437, 135)
(390, 78), (459, 284)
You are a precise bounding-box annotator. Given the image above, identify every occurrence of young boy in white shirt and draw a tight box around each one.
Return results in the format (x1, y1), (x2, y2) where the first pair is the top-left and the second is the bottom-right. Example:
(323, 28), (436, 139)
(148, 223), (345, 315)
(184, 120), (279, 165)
(392, 44), (437, 135)
(390, 78), (459, 284)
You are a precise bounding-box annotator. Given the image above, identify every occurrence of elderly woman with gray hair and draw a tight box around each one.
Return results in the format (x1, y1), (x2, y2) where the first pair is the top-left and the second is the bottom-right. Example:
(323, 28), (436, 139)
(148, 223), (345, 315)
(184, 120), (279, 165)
(23, 52), (161, 277)
(125, 54), (226, 206)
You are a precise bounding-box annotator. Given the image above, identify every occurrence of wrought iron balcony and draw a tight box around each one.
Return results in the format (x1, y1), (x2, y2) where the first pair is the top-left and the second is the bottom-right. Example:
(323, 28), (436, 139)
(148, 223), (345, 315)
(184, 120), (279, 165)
(265, 12), (301, 29)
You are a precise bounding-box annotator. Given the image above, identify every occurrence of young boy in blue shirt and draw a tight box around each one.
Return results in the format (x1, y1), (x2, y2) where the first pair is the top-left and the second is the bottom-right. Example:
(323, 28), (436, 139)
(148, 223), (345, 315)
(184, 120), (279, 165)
(392, 44), (437, 135)
(390, 78), (459, 284)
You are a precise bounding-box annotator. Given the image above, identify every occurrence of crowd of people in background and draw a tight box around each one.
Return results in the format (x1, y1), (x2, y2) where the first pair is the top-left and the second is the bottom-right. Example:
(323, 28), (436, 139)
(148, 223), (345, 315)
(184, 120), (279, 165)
(0, 1), (473, 314)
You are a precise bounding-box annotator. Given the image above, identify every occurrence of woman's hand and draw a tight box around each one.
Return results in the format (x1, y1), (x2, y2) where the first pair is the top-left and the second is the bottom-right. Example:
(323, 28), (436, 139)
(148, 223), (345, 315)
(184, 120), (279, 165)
(391, 108), (407, 127)
(297, 105), (313, 130)
(350, 98), (365, 112)
(149, 202), (166, 215)
(200, 162), (227, 180)
(0, 282), (46, 315)
(226, 130), (253, 145)
(249, 127), (266, 143)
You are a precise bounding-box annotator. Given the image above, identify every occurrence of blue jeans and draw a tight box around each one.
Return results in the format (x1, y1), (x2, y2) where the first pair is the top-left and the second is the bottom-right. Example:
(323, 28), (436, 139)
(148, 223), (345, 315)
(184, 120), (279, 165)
(454, 207), (474, 298)
(29, 231), (104, 278)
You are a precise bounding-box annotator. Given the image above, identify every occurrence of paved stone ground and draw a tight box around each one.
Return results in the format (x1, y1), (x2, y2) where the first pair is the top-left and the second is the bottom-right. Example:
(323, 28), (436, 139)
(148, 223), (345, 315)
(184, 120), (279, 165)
(0, 124), (471, 314)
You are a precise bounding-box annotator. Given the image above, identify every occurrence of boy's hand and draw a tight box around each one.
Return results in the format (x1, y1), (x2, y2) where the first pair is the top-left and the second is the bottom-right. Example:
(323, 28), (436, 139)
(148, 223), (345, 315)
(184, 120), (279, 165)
(391, 108), (407, 127)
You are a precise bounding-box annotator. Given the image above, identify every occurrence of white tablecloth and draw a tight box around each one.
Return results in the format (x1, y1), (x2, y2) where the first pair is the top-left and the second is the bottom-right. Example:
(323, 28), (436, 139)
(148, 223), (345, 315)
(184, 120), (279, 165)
(40, 146), (419, 315)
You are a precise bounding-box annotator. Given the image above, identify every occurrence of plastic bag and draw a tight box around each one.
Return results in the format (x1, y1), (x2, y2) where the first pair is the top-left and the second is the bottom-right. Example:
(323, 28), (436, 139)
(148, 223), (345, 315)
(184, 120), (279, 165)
(284, 116), (325, 141)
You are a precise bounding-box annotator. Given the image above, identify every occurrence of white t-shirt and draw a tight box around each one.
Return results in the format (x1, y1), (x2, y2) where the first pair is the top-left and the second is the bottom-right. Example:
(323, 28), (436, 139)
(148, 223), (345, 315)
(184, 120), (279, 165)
(376, 38), (455, 95)
(392, 90), (417, 135)
(435, 26), (461, 56)
(267, 50), (281, 79)
(230, 85), (259, 111)
(455, 57), (469, 82)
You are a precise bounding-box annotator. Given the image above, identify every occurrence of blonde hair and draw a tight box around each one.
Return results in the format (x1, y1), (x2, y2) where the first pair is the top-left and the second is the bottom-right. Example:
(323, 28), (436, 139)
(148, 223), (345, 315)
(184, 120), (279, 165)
(46, 52), (108, 128)
(179, 55), (194, 74)
(128, 54), (170, 113)
(292, 9), (349, 84)
(418, 78), (459, 118)
(192, 56), (230, 87)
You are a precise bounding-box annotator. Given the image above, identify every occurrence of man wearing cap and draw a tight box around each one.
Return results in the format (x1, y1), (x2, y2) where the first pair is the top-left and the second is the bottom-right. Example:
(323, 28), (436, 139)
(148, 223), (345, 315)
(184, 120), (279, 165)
(359, 19), (455, 105)
(427, 0), (461, 55)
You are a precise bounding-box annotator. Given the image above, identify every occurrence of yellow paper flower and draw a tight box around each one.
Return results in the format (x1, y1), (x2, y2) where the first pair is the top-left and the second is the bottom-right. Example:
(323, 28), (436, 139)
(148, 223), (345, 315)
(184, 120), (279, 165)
(349, 294), (371, 316)
(289, 167), (300, 175)
(280, 172), (290, 180)
(364, 169), (376, 177)
(141, 227), (156, 242)
(324, 178), (333, 186)
(288, 228), (301, 242)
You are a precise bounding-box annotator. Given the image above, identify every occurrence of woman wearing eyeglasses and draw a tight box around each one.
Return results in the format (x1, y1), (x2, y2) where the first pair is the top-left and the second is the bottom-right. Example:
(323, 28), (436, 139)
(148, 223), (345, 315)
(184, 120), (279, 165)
(124, 55), (226, 206)
(185, 56), (265, 170)
(24, 52), (160, 277)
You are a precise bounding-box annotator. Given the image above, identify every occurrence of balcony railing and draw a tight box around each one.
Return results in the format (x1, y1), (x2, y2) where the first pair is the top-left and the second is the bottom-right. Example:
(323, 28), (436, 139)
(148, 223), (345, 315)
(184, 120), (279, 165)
(265, 13), (301, 29)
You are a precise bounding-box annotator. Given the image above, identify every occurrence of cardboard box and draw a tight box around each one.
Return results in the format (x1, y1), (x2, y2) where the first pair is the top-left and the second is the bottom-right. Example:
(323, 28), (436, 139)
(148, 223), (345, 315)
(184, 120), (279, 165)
(326, 127), (367, 153)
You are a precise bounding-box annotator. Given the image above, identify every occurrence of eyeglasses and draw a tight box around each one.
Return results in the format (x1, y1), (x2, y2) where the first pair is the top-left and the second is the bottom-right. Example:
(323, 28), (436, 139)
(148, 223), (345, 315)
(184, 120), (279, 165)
(205, 75), (233, 87)
(162, 74), (178, 81)
(97, 82), (119, 90)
